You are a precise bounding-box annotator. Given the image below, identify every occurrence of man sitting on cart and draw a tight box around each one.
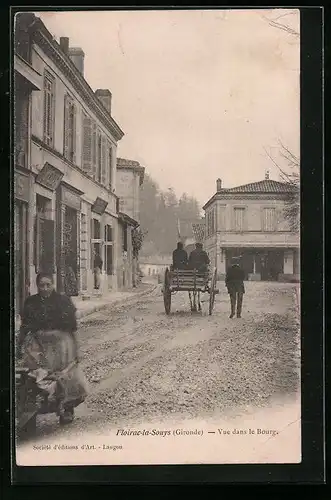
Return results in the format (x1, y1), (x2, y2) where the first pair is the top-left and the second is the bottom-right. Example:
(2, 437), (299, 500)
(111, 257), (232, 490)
(188, 242), (210, 273)
(172, 241), (188, 270)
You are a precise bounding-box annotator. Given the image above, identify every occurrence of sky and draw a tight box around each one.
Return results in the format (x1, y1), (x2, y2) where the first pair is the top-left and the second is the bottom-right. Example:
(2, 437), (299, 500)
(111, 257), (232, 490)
(37, 9), (300, 206)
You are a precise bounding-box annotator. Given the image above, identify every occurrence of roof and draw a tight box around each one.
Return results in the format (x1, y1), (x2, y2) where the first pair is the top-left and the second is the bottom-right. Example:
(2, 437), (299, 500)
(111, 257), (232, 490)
(116, 158), (145, 185)
(203, 179), (297, 210)
(118, 211), (139, 228)
(221, 179), (296, 194)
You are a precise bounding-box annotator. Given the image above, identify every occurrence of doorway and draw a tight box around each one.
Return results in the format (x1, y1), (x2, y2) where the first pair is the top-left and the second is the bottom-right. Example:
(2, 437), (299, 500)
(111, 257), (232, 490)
(63, 206), (78, 296)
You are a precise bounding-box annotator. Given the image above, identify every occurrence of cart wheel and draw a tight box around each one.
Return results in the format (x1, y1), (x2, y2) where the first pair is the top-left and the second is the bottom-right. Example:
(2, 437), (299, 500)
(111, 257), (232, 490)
(209, 268), (217, 315)
(163, 268), (172, 315)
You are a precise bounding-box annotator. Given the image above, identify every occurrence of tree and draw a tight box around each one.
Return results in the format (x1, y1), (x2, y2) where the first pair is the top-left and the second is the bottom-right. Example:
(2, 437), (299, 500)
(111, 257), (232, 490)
(264, 141), (300, 232)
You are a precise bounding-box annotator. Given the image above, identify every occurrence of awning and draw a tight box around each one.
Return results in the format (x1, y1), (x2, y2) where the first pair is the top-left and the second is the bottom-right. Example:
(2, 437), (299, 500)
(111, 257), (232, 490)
(14, 54), (42, 91)
(118, 212), (139, 228)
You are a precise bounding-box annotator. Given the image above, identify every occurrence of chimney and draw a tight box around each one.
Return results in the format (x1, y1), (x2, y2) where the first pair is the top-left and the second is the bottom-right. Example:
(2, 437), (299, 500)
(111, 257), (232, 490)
(95, 89), (112, 115)
(68, 47), (85, 75)
(265, 170), (270, 180)
(59, 37), (69, 55)
(216, 178), (222, 192)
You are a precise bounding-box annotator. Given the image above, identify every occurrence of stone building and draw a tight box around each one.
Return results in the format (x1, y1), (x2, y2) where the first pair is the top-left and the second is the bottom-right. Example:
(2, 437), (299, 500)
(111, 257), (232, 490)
(203, 176), (300, 281)
(14, 13), (43, 319)
(116, 158), (145, 288)
(14, 13), (127, 305)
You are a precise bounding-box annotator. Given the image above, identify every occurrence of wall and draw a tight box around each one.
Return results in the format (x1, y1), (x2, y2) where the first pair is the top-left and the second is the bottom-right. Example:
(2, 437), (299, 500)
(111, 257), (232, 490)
(31, 45), (118, 193)
(28, 42), (121, 297)
(116, 168), (140, 222)
(204, 195), (299, 278)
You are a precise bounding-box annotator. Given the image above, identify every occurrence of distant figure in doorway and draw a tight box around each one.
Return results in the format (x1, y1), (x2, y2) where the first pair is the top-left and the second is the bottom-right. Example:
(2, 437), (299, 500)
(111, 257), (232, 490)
(65, 251), (78, 296)
(172, 242), (188, 270)
(93, 250), (103, 290)
(225, 257), (245, 319)
(188, 242), (210, 273)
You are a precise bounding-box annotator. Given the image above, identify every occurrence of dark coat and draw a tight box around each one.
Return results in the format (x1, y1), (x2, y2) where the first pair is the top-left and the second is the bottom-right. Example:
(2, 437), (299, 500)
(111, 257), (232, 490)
(188, 248), (210, 271)
(94, 255), (103, 269)
(225, 265), (245, 294)
(18, 291), (77, 353)
(172, 248), (188, 269)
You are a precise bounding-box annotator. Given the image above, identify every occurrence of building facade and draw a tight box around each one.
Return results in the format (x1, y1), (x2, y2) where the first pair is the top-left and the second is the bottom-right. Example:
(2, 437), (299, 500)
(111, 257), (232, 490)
(116, 158), (145, 288)
(14, 13), (43, 320)
(140, 256), (172, 280)
(116, 158), (145, 222)
(14, 13), (126, 307)
(203, 177), (300, 282)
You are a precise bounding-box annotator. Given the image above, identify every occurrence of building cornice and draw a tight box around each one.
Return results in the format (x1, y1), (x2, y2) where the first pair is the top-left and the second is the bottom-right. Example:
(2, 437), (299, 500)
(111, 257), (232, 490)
(31, 134), (118, 198)
(31, 19), (124, 142)
(203, 192), (291, 209)
(14, 53), (42, 90)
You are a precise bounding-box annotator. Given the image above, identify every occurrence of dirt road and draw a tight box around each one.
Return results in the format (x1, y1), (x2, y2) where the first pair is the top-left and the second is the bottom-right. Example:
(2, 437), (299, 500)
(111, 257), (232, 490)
(25, 281), (300, 441)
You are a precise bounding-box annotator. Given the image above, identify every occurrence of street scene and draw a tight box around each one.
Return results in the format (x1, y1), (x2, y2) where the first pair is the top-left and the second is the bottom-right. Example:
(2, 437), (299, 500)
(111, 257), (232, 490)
(14, 9), (300, 465)
(24, 281), (300, 440)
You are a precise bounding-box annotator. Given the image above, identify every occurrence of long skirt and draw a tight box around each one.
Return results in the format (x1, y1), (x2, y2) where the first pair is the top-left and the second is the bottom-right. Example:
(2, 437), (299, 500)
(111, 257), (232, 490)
(22, 330), (89, 411)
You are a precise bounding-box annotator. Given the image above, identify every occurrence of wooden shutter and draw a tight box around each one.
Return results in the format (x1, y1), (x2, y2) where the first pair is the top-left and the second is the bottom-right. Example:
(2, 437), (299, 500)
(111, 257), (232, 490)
(108, 144), (113, 189)
(63, 95), (70, 159)
(92, 123), (97, 180)
(71, 103), (77, 163)
(101, 136), (107, 186)
(82, 113), (92, 175)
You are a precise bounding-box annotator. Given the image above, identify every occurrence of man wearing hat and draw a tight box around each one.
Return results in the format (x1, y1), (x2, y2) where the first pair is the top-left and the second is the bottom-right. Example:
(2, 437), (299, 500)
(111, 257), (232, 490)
(225, 256), (245, 318)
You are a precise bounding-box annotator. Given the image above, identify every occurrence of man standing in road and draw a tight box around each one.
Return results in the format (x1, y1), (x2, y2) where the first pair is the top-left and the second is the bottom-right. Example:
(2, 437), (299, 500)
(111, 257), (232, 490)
(225, 257), (245, 318)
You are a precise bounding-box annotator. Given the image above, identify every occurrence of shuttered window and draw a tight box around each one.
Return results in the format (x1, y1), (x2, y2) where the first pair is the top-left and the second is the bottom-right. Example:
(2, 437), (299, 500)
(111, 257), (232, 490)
(101, 136), (107, 185)
(43, 72), (55, 146)
(64, 95), (76, 163)
(92, 123), (97, 180)
(234, 207), (245, 231)
(108, 144), (113, 189)
(82, 113), (91, 173)
(263, 208), (276, 231)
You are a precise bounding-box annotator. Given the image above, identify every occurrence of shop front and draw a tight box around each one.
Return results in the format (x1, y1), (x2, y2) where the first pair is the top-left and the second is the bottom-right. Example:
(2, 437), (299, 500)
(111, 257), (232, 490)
(56, 183), (83, 296)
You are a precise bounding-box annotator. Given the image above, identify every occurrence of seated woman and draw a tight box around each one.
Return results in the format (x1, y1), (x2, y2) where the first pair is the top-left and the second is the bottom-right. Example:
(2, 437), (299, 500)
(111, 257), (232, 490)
(16, 272), (88, 425)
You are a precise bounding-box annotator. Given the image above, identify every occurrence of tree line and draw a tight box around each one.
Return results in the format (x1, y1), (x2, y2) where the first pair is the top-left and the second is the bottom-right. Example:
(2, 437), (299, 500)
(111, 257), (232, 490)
(139, 173), (202, 256)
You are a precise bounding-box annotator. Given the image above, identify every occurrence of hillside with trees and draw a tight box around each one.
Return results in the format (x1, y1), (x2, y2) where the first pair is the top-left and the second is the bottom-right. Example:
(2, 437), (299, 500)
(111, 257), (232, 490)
(139, 173), (202, 256)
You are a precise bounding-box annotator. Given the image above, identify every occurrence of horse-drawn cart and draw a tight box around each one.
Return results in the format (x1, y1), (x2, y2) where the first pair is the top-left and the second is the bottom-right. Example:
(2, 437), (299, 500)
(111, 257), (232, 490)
(163, 267), (219, 315)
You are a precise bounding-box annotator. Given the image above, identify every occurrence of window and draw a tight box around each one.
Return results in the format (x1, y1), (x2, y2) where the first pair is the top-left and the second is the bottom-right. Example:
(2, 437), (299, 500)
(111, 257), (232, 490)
(64, 95), (76, 162)
(206, 207), (216, 237)
(34, 195), (54, 273)
(263, 208), (276, 231)
(15, 88), (29, 167)
(82, 112), (93, 175)
(233, 207), (245, 231)
(104, 224), (113, 275)
(92, 218), (101, 239)
(43, 72), (55, 146)
(91, 218), (102, 274)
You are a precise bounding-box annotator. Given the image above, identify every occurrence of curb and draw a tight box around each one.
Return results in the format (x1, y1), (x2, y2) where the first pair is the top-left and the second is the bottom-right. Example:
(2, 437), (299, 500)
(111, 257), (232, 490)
(77, 284), (158, 321)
